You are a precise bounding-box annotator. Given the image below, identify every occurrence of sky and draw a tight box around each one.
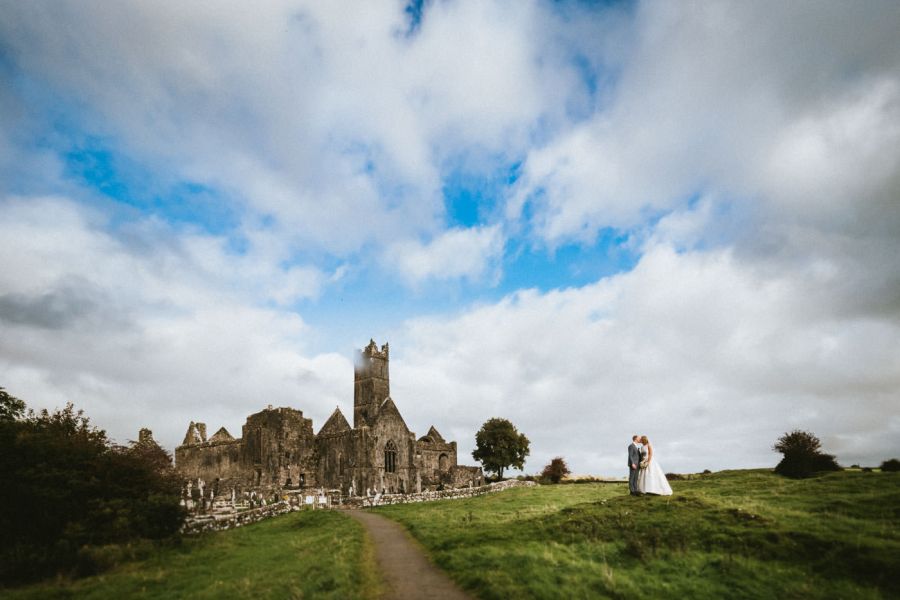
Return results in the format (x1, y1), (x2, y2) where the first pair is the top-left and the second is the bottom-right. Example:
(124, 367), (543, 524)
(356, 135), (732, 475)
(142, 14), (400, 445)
(1, 0), (899, 476)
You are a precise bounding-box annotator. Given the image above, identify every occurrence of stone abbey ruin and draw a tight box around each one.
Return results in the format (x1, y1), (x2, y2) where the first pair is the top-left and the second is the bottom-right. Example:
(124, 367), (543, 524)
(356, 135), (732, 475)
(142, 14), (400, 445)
(175, 340), (483, 497)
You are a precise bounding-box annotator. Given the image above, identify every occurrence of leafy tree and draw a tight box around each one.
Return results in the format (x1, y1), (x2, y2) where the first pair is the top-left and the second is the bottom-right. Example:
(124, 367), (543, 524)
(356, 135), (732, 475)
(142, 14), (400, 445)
(773, 429), (840, 478)
(0, 396), (184, 584)
(540, 457), (570, 484)
(0, 386), (25, 421)
(472, 418), (530, 479)
(880, 458), (900, 472)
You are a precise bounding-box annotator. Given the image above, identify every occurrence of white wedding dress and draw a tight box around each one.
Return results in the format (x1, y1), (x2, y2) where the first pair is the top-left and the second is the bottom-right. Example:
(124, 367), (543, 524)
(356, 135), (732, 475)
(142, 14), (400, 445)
(636, 445), (673, 495)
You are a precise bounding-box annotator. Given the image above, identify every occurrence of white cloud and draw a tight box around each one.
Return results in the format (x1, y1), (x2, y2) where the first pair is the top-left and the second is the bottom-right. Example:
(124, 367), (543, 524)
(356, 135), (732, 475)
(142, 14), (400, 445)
(385, 225), (505, 285)
(0, 196), (349, 448)
(0, 0), (600, 259)
(509, 1), (900, 248)
(393, 238), (900, 476)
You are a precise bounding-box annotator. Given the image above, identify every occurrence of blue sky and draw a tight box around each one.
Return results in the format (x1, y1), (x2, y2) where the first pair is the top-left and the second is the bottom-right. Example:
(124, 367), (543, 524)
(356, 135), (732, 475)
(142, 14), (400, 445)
(1, 0), (899, 475)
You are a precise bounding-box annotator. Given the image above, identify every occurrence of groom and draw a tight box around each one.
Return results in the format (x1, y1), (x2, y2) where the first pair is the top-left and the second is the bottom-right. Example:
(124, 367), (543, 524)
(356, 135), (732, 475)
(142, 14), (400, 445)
(628, 435), (642, 495)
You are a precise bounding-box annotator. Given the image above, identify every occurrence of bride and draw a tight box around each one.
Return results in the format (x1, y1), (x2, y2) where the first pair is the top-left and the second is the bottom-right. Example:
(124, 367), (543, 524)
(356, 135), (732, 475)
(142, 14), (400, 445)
(636, 435), (673, 496)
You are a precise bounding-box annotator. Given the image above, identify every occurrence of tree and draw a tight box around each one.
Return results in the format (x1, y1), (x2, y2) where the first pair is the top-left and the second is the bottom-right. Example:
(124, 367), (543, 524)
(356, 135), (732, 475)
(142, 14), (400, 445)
(540, 457), (570, 484)
(880, 458), (900, 472)
(0, 386), (25, 422)
(773, 429), (840, 478)
(472, 418), (530, 479)
(0, 397), (184, 584)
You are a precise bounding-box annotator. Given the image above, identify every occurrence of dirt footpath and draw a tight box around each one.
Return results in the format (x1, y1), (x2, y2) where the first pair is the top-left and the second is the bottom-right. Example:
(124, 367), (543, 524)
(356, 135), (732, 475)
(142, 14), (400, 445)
(346, 510), (472, 600)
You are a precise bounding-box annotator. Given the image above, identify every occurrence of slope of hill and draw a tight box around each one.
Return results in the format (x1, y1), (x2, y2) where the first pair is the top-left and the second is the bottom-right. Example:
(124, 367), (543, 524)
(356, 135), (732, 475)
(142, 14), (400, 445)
(375, 469), (899, 599)
(4, 510), (380, 600)
(5, 470), (896, 599)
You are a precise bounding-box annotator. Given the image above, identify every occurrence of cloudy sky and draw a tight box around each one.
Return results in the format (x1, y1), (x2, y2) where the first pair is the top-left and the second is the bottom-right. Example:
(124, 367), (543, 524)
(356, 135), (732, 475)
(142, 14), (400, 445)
(1, 0), (899, 475)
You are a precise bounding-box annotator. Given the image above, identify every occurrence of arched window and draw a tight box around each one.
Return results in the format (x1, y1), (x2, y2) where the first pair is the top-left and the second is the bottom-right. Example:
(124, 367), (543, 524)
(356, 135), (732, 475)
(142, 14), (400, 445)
(384, 440), (398, 474)
(439, 453), (449, 472)
(339, 453), (345, 475)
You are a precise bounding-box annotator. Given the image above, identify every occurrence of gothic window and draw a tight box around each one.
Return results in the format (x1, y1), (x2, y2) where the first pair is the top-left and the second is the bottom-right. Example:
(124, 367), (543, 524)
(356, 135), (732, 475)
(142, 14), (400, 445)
(439, 453), (449, 472)
(339, 453), (345, 475)
(384, 440), (398, 473)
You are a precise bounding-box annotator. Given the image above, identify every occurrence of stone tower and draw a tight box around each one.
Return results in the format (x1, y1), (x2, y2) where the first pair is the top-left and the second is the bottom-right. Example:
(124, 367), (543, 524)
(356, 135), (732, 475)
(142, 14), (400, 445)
(353, 339), (389, 427)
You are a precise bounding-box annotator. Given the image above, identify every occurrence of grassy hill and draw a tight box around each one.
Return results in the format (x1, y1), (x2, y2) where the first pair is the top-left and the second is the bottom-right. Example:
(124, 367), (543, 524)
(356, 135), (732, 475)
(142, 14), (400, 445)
(375, 470), (899, 599)
(2, 510), (380, 600)
(3, 470), (896, 599)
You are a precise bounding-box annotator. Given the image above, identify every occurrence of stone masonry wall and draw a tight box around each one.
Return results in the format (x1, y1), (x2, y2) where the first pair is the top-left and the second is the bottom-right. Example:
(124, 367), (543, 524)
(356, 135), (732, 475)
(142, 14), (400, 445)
(181, 480), (538, 534)
(340, 479), (536, 509)
(175, 439), (243, 481)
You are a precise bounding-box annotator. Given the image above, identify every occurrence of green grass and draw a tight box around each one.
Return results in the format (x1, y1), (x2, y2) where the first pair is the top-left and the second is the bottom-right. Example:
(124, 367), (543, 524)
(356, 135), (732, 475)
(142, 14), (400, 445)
(2, 510), (380, 600)
(374, 470), (900, 599)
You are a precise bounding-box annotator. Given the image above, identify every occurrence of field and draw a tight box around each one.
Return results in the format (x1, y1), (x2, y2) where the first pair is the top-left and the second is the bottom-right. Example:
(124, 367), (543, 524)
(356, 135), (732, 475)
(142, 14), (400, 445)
(375, 470), (900, 599)
(2, 470), (897, 599)
(2, 510), (380, 600)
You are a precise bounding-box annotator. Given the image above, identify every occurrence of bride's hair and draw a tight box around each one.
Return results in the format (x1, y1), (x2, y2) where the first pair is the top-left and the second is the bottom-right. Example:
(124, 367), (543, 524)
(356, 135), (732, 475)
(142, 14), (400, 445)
(640, 435), (650, 445)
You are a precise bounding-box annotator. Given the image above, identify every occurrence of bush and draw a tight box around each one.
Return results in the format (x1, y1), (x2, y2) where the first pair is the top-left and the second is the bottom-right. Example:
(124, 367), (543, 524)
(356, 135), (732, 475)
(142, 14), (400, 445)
(666, 473), (686, 481)
(773, 430), (840, 478)
(0, 398), (184, 585)
(880, 458), (900, 472)
(540, 457), (571, 484)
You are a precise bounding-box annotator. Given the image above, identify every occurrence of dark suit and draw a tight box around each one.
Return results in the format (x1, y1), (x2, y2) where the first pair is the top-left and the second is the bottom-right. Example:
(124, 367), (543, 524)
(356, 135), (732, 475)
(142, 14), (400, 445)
(628, 443), (642, 494)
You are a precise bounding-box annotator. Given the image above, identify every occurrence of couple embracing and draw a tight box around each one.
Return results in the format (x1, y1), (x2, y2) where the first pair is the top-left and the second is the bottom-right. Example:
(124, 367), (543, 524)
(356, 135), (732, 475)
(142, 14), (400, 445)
(628, 435), (673, 496)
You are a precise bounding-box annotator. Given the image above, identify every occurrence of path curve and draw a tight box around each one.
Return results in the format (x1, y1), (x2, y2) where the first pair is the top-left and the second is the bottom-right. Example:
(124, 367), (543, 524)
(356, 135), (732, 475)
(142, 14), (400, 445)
(346, 509), (472, 600)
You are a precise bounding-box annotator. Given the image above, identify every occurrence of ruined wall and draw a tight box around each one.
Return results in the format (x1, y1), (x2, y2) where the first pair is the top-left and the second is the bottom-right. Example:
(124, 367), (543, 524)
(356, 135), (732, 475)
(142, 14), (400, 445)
(316, 429), (370, 495)
(175, 439), (244, 481)
(416, 441), (457, 487)
(368, 403), (417, 494)
(449, 465), (484, 488)
(241, 406), (317, 487)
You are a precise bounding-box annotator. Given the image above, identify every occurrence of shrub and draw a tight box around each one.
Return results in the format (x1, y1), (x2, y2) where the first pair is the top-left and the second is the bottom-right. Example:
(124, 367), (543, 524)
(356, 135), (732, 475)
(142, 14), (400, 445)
(880, 458), (900, 472)
(0, 397), (184, 585)
(702, 469), (712, 475)
(666, 473), (686, 481)
(773, 430), (840, 478)
(540, 457), (571, 484)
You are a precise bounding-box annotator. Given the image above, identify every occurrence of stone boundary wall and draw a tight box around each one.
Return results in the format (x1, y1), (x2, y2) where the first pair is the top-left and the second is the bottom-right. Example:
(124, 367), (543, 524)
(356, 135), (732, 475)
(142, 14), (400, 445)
(181, 501), (296, 535)
(182, 480), (538, 534)
(340, 479), (537, 509)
